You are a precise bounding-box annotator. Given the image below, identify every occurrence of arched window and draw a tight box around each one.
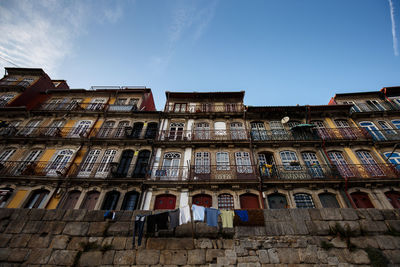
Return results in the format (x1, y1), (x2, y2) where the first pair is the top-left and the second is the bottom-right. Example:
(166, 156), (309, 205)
(132, 150), (151, 178)
(130, 122), (144, 139)
(47, 149), (74, 176)
(169, 123), (184, 140)
(391, 120), (400, 130)
(145, 122), (158, 139)
(384, 152), (400, 170)
(62, 190), (81, 209)
(294, 193), (315, 208)
(115, 150), (134, 177)
(114, 121), (130, 138)
(81, 191), (100, 210)
(70, 120), (92, 138)
(154, 194), (176, 210)
(385, 191), (400, 209)
(121, 191), (139, 210)
(25, 189), (50, 209)
(351, 192), (374, 208)
(356, 150), (384, 177)
(0, 187), (13, 208)
(240, 193), (260, 209)
(193, 194), (212, 207)
(98, 121), (115, 138)
(359, 121), (385, 141)
(218, 193), (234, 210)
(194, 122), (210, 140)
(45, 120), (65, 137)
(328, 151), (354, 178)
(96, 149), (117, 177)
(162, 152), (181, 178)
(102, 191), (120, 210)
(318, 193), (340, 208)
(334, 120), (356, 139)
(267, 193), (287, 209)
(78, 150), (101, 177)
(280, 151), (300, 170)
(301, 152), (324, 178)
(15, 149), (43, 175)
(230, 122), (246, 140)
(250, 121), (267, 141)
(378, 121), (397, 137)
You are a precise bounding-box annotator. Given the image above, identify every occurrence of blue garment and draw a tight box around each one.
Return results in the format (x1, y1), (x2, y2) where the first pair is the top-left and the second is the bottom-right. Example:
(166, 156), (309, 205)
(205, 208), (220, 227)
(235, 210), (249, 222)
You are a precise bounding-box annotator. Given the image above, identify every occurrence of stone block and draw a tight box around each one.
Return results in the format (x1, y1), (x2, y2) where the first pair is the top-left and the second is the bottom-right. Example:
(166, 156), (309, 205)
(234, 244), (248, 257)
(308, 209), (322, 220)
(28, 209), (45, 221)
(27, 234), (52, 248)
(367, 209), (384, 221)
(188, 249), (206, 265)
(384, 250), (400, 264)
(8, 248), (29, 262)
(22, 221), (42, 234)
(356, 209), (372, 220)
(88, 236), (103, 244)
(10, 208), (29, 221)
(320, 208), (343, 221)
(0, 234), (11, 247)
(83, 210), (105, 222)
(359, 220), (387, 234)
(382, 209), (399, 220)
(267, 248), (279, 264)
(41, 209), (65, 221)
(225, 249), (237, 264)
(194, 222), (218, 238)
(5, 220), (25, 234)
(0, 218), (10, 233)
(160, 250), (187, 265)
(327, 256), (339, 265)
(165, 238), (194, 250)
(101, 249), (115, 265)
(237, 263), (261, 267)
(293, 220), (309, 235)
(263, 209), (290, 222)
(0, 208), (13, 221)
(351, 249), (370, 264)
(0, 247), (10, 261)
(79, 251), (103, 266)
(196, 238), (213, 249)
(63, 222), (89, 236)
(238, 256), (259, 263)
(339, 208), (358, 221)
(111, 236), (126, 250)
(67, 236), (88, 250)
(40, 221), (66, 235)
(206, 249), (225, 262)
(87, 221), (108, 236)
(101, 236), (113, 247)
(241, 240), (260, 249)
(257, 250), (269, 264)
(276, 248), (299, 264)
(113, 250), (135, 265)
(330, 237), (347, 248)
(48, 250), (78, 265)
(375, 235), (396, 250)
(9, 234), (31, 248)
(329, 221), (361, 236)
(235, 226), (266, 237)
(147, 238), (168, 250)
(136, 249), (160, 265)
(174, 223), (193, 237)
(106, 222), (130, 236)
(120, 210), (135, 221)
(349, 236), (378, 249)
(50, 235), (70, 249)
(26, 248), (52, 264)
(223, 239), (234, 249)
(306, 221), (330, 235)
(63, 209), (87, 221)
(289, 209), (311, 221)
(217, 256), (231, 265)
(387, 220), (400, 232)
(298, 245), (318, 263)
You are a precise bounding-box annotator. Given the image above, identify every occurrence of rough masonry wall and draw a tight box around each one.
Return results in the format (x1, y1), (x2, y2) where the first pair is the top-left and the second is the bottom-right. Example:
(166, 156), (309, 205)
(0, 208), (400, 266)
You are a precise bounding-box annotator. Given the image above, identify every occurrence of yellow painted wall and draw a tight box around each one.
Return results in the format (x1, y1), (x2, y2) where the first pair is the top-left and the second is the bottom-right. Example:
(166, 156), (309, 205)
(109, 97), (116, 104)
(46, 195), (60, 209)
(7, 190), (27, 208)
(73, 149), (87, 165)
(372, 147), (386, 163)
(64, 119), (77, 129)
(324, 118), (336, 128)
(344, 148), (361, 164)
(39, 149), (56, 162)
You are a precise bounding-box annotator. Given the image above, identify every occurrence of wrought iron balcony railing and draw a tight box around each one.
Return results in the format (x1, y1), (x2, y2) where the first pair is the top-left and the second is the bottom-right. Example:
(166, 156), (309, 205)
(165, 103), (244, 113)
(0, 127), (91, 138)
(364, 129), (400, 141)
(38, 102), (107, 112)
(189, 165), (258, 181)
(313, 127), (372, 141)
(68, 162), (147, 179)
(0, 161), (69, 177)
(157, 130), (250, 141)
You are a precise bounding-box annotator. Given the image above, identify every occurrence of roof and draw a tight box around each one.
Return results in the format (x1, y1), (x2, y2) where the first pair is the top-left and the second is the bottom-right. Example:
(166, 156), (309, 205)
(44, 88), (152, 94)
(333, 91), (382, 98)
(381, 86), (400, 97)
(5, 68), (46, 76)
(166, 91), (245, 100)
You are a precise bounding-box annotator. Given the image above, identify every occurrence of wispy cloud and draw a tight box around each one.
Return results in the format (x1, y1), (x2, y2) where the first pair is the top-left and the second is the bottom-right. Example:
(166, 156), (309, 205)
(388, 0), (399, 56)
(0, 0), (126, 76)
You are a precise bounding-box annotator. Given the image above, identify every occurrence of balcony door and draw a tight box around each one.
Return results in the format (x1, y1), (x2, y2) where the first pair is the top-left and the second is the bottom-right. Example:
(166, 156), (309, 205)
(355, 151), (384, 177)
(169, 123), (184, 140)
(98, 121), (115, 138)
(19, 120), (41, 136)
(250, 122), (267, 141)
(78, 150), (101, 177)
(87, 98), (105, 110)
(384, 152), (400, 170)
(15, 149), (42, 175)
(161, 152), (181, 179)
(334, 120), (356, 140)
(195, 122), (210, 140)
(95, 150), (117, 177)
(114, 121), (129, 138)
(47, 150), (74, 176)
(115, 150), (134, 177)
(258, 152), (276, 177)
(132, 150), (150, 178)
(230, 122), (246, 140)
(70, 120), (92, 138)
(301, 152), (324, 178)
(328, 151), (354, 178)
(359, 121), (386, 141)
(312, 120), (330, 140)
(235, 152), (253, 174)
(45, 120), (64, 137)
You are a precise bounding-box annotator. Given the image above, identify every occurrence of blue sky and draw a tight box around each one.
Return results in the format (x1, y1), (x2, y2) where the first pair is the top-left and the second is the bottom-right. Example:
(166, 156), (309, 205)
(0, 0), (400, 109)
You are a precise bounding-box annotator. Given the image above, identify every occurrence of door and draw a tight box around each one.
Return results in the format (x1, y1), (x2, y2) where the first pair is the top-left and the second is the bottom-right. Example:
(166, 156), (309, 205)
(319, 193), (340, 208)
(121, 191), (139, 210)
(384, 152), (400, 170)
(385, 191), (400, 209)
(351, 192), (374, 208)
(192, 194), (212, 207)
(356, 151), (384, 177)
(154, 194), (176, 210)
(62, 191), (81, 209)
(47, 150), (74, 176)
(101, 191), (120, 210)
(15, 150), (43, 175)
(96, 150), (117, 177)
(115, 150), (134, 177)
(78, 150), (101, 177)
(87, 99), (105, 110)
(169, 123), (184, 140)
(301, 152), (324, 178)
(114, 121), (129, 138)
(312, 121), (330, 140)
(70, 121), (92, 138)
(162, 153), (181, 179)
(335, 120), (356, 140)
(251, 122), (267, 140)
(240, 193), (260, 209)
(235, 152), (253, 174)
(359, 121), (386, 141)
(145, 122), (158, 139)
(98, 121), (115, 138)
(19, 120), (41, 136)
(230, 122), (246, 140)
(258, 153), (276, 177)
(194, 122), (210, 140)
(194, 152), (210, 179)
(214, 122), (227, 138)
(328, 151), (354, 178)
(81, 191), (100, 210)
(267, 193), (287, 209)
(132, 150), (150, 178)
(46, 120), (64, 137)
(130, 122), (143, 139)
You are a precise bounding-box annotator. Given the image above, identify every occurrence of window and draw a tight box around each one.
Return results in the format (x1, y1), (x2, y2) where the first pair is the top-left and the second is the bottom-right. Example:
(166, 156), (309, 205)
(0, 77), (17, 85)
(225, 103), (237, 112)
(45, 120), (64, 137)
(78, 150), (101, 177)
(258, 152), (276, 177)
(70, 120), (92, 138)
(356, 150), (384, 177)
(235, 152), (253, 173)
(174, 103), (187, 112)
(311, 120), (330, 140)
(319, 193), (340, 208)
(250, 122), (267, 140)
(214, 122), (226, 136)
(47, 149), (74, 176)
(194, 122), (210, 140)
(98, 121), (115, 138)
(0, 188), (13, 208)
(25, 189), (49, 208)
(195, 152), (210, 174)
(132, 150), (151, 178)
(102, 191), (120, 210)
(115, 150), (134, 177)
(18, 78), (34, 87)
(18, 120), (41, 136)
(62, 190), (81, 209)
(359, 121), (386, 141)
(343, 101), (361, 112)
(267, 193), (288, 209)
(144, 122), (158, 139)
(15, 149), (42, 175)
(87, 98), (105, 110)
(161, 152), (181, 178)
(130, 122), (144, 139)
(366, 100), (385, 111)
(109, 98), (138, 111)
(0, 120), (20, 136)
(0, 149), (16, 163)
(378, 121), (396, 135)
(0, 94), (16, 107)
(280, 151), (300, 170)
(121, 191), (139, 210)
(294, 193), (315, 208)
(114, 121), (129, 138)
(230, 122), (246, 140)
(216, 152), (230, 170)
(328, 151), (354, 177)
(392, 120), (400, 130)
(301, 152), (324, 178)
(270, 121), (286, 136)
(65, 98), (82, 110)
(218, 194), (234, 210)
(96, 150), (117, 177)
(334, 120), (356, 139)
(168, 122), (184, 140)
(81, 191), (100, 210)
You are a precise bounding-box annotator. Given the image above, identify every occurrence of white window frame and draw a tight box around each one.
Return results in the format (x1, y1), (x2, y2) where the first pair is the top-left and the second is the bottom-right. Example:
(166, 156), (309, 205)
(216, 152), (230, 170)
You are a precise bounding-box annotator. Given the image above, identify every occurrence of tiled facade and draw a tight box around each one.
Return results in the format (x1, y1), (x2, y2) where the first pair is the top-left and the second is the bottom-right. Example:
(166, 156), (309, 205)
(0, 68), (399, 211)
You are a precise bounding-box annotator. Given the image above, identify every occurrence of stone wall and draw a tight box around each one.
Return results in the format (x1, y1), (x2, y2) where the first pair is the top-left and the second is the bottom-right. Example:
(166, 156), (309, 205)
(0, 208), (400, 266)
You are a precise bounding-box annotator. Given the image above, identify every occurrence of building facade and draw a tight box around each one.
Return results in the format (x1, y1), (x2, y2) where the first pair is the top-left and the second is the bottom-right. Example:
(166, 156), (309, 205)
(0, 68), (399, 211)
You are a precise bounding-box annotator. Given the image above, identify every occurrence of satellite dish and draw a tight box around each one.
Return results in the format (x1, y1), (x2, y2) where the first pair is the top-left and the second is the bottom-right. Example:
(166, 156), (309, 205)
(281, 116), (290, 124)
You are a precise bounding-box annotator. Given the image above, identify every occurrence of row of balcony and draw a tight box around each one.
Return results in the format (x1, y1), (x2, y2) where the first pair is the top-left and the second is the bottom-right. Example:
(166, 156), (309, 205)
(0, 161), (398, 181)
(36, 102), (140, 112)
(2, 126), (400, 142)
(165, 103), (245, 113)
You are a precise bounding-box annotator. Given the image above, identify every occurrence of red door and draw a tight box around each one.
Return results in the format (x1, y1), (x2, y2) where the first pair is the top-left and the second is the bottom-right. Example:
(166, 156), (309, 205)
(192, 194), (212, 207)
(81, 191), (99, 210)
(385, 191), (400, 208)
(62, 191), (81, 209)
(351, 192), (374, 208)
(240, 193), (260, 209)
(154, 194), (176, 210)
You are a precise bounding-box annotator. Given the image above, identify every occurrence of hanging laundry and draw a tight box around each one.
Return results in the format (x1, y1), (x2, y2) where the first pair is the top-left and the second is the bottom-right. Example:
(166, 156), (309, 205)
(179, 205), (191, 225)
(234, 209), (265, 226)
(234, 210), (249, 222)
(168, 209), (180, 229)
(220, 210), (235, 228)
(147, 212), (169, 233)
(103, 210), (115, 220)
(205, 208), (220, 227)
(191, 204), (205, 221)
(133, 215), (146, 247)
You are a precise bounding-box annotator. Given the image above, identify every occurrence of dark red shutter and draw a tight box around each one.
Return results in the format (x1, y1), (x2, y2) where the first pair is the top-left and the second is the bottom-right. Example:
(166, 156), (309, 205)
(193, 194), (212, 207)
(351, 192), (374, 208)
(62, 191), (81, 209)
(82, 191), (99, 210)
(154, 194), (176, 210)
(385, 191), (400, 209)
(240, 193), (260, 209)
